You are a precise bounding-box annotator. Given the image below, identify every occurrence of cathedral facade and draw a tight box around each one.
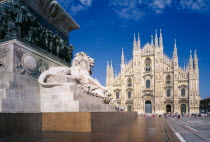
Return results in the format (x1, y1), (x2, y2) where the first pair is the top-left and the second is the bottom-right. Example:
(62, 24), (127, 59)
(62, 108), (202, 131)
(106, 30), (200, 114)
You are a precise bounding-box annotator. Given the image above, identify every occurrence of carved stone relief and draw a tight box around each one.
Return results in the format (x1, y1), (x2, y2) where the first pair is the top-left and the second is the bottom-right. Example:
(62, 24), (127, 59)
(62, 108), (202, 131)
(37, 58), (50, 73)
(22, 54), (38, 74)
(15, 48), (24, 73)
(0, 46), (9, 70)
(15, 48), (42, 77)
(0, 0), (73, 63)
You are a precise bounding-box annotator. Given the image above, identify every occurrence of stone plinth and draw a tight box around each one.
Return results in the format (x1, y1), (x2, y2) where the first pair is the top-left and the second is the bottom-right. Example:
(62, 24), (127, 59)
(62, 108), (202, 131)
(42, 112), (138, 132)
(40, 84), (79, 112)
(40, 76), (117, 112)
(0, 112), (138, 137)
(0, 40), (70, 113)
(0, 40), (116, 113)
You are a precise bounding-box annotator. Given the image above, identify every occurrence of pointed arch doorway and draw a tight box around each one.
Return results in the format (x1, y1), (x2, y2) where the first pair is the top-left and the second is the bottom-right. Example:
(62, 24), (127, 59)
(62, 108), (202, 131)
(145, 101), (152, 113)
(181, 104), (186, 114)
(166, 105), (171, 113)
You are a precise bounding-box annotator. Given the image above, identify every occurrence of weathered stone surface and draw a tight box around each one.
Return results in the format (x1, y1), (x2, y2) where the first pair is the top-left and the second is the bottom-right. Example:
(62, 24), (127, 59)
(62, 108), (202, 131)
(40, 76), (117, 112)
(40, 84), (79, 112)
(0, 39), (69, 112)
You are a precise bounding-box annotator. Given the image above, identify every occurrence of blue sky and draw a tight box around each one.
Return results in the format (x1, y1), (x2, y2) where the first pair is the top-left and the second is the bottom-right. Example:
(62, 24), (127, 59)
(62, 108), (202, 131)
(57, 0), (210, 99)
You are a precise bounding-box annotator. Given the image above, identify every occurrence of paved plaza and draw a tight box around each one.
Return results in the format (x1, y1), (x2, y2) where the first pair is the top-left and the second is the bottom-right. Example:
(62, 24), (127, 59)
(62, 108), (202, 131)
(0, 117), (168, 142)
(166, 116), (210, 142)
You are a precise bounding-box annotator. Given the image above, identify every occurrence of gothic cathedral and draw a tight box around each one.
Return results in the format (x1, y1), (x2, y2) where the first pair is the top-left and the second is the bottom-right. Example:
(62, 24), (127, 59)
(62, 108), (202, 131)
(106, 30), (200, 114)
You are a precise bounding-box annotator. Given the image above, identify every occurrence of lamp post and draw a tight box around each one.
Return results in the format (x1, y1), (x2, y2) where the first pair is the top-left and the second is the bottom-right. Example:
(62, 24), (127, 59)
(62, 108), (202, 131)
(208, 103), (210, 118)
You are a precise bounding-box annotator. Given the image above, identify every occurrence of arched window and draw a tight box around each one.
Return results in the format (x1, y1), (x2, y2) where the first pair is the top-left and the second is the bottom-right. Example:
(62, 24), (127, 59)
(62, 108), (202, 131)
(166, 75), (171, 84)
(127, 78), (132, 87)
(128, 91), (132, 99)
(146, 80), (150, 88)
(166, 89), (171, 97)
(181, 89), (185, 97)
(116, 92), (120, 99)
(145, 58), (151, 72)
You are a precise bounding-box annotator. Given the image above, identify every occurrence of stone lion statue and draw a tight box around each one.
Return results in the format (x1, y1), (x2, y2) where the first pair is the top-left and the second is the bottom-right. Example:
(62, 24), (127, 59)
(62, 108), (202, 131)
(38, 52), (107, 98)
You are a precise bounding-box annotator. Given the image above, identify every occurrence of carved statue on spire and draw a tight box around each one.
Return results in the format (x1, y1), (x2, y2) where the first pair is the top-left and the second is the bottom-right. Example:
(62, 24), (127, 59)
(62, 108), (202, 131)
(155, 30), (158, 47)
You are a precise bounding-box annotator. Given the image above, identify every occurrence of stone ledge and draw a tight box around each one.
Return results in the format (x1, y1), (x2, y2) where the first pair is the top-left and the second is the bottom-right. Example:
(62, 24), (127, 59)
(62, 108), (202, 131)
(23, 0), (80, 35)
(161, 118), (181, 142)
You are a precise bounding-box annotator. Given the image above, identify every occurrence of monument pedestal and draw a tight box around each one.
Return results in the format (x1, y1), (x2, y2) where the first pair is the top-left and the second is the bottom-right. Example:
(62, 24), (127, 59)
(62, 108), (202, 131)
(0, 39), (70, 113)
(40, 76), (117, 112)
(0, 40), (117, 113)
(0, 0), (138, 138)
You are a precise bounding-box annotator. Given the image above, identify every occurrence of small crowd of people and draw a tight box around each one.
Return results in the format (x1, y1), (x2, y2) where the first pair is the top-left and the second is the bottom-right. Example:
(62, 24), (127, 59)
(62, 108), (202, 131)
(142, 112), (210, 119)
(163, 112), (210, 119)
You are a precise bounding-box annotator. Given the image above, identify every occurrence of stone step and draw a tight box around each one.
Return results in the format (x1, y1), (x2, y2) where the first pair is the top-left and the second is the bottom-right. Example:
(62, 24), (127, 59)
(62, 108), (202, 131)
(72, 90), (116, 112)
(69, 86), (116, 112)
(47, 76), (77, 84)
(79, 103), (116, 112)
(39, 85), (78, 112)
(74, 92), (104, 104)
(41, 98), (79, 112)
